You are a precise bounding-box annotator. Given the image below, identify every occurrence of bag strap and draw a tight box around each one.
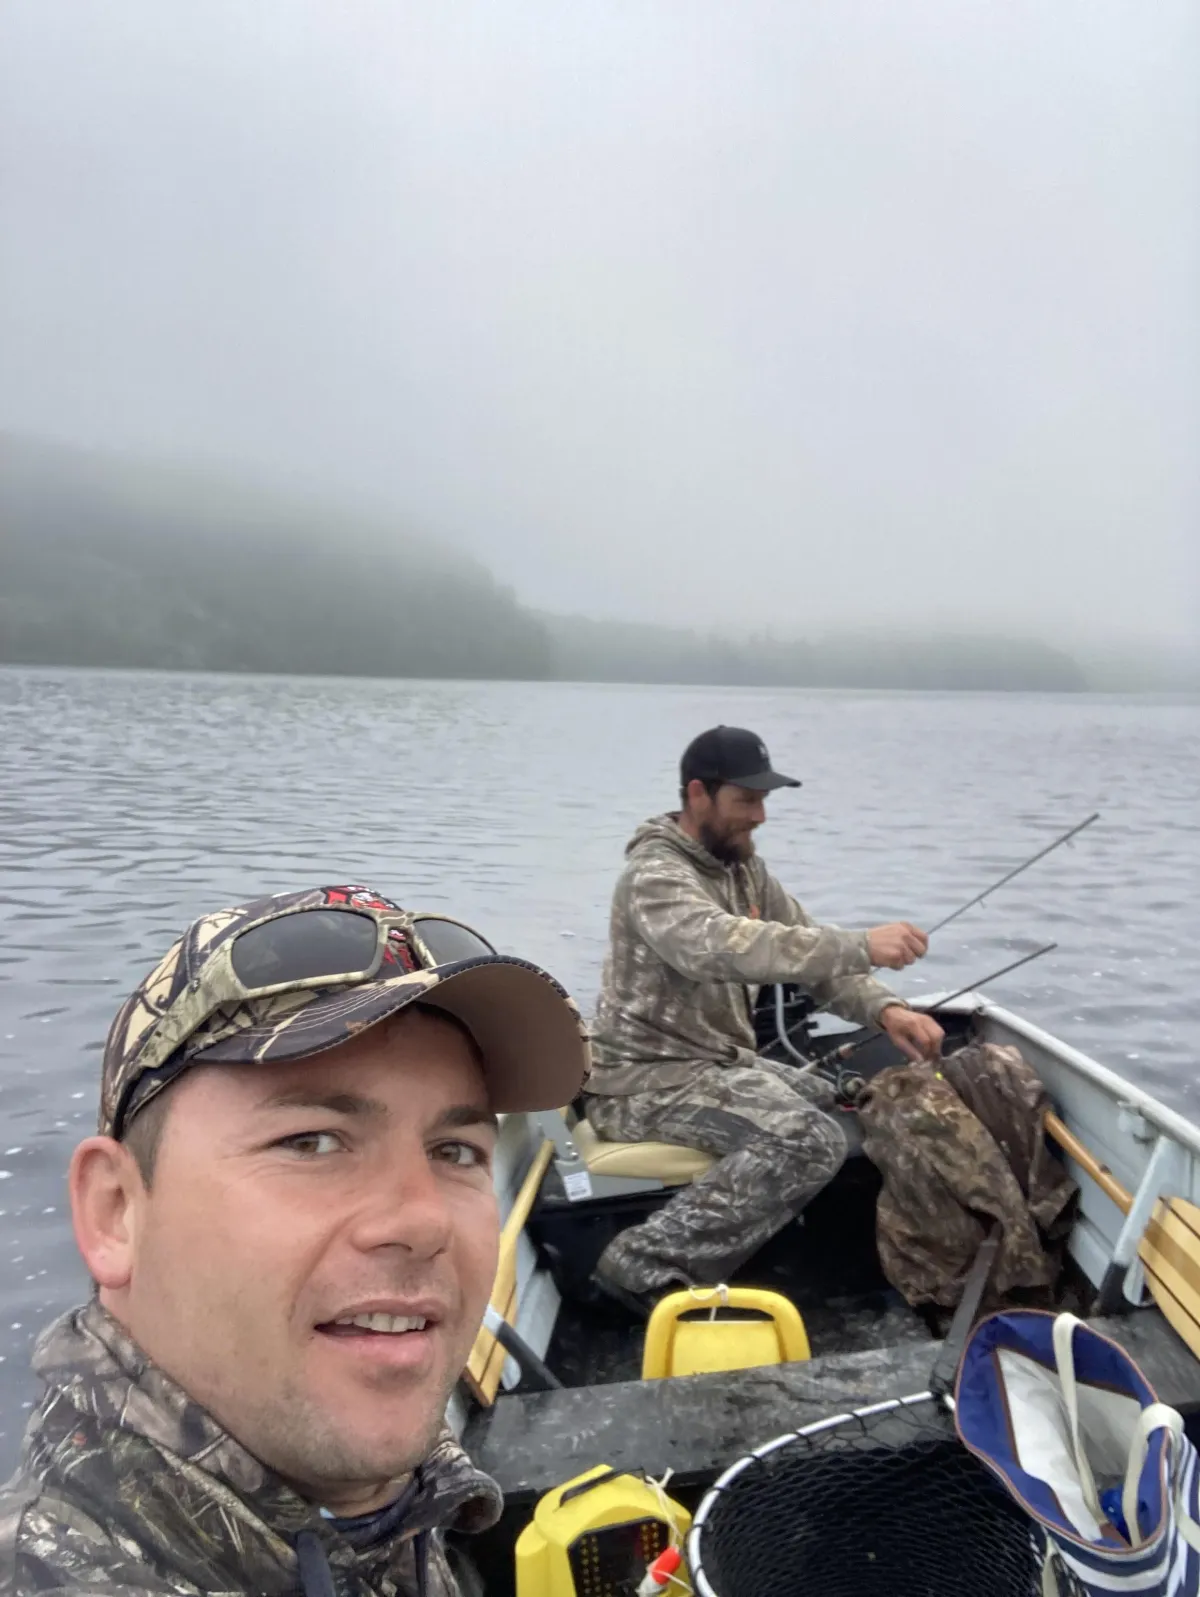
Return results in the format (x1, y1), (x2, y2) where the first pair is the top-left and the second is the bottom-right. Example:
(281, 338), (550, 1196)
(1040, 1547), (1060, 1597)
(1122, 1404), (1181, 1549)
(1053, 1313), (1106, 1525)
(1180, 1499), (1200, 1555)
(1121, 1403), (1200, 1556)
(1051, 1315), (1200, 1565)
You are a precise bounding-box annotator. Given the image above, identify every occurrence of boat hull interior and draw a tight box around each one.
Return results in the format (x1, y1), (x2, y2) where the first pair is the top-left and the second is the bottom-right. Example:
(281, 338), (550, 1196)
(451, 989), (1200, 1596)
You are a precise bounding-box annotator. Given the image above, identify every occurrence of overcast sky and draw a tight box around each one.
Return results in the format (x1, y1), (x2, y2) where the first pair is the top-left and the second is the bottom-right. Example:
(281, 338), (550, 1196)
(1, 1), (1197, 646)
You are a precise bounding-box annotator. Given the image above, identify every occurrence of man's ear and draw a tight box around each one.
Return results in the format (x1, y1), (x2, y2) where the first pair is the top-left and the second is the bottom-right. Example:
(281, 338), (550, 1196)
(69, 1137), (144, 1290)
(684, 777), (710, 808)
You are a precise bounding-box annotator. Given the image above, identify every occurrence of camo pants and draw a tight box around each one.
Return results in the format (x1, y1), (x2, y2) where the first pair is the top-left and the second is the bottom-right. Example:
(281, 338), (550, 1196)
(584, 1059), (848, 1294)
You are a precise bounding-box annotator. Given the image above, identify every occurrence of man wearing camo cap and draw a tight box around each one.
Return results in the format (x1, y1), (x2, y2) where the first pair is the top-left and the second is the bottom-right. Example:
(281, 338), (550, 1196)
(0, 885), (588, 1597)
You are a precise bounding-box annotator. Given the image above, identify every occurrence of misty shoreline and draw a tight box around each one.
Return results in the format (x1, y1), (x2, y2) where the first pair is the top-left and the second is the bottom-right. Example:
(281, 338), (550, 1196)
(2, 434), (1193, 695)
(5, 661), (1197, 702)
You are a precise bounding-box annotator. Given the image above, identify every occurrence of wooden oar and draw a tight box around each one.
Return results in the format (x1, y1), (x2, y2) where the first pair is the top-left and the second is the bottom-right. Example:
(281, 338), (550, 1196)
(1045, 1111), (1200, 1362)
(463, 1138), (554, 1405)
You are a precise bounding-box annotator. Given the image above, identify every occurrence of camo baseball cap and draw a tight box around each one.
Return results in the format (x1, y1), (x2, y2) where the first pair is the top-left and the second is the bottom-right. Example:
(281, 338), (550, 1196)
(100, 885), (590, 1138)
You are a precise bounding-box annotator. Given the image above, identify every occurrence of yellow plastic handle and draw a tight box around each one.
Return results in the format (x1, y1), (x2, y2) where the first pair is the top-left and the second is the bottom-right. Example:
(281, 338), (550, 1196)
(642, 1285), (811, 1378)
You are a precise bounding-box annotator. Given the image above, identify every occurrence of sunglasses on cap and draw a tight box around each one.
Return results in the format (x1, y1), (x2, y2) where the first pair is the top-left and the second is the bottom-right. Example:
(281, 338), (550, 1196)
(132, 902), (497, 1087)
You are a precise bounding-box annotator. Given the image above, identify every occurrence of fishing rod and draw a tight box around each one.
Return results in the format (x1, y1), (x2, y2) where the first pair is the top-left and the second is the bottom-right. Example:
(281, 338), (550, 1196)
(774, 812), (1096, 1066)
(775, 933), (1063, 1071)
(805, 811), (1095, 1025)
(923, 940), (1058, 1009)
(831, 940), (1058, 1063)
(925, 812), (1099, 935)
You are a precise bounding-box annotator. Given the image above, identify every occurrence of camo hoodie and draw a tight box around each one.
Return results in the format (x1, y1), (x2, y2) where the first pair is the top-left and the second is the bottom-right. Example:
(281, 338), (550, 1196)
(0, 1301), (501, 1597)
(587, 814), (905, 1094)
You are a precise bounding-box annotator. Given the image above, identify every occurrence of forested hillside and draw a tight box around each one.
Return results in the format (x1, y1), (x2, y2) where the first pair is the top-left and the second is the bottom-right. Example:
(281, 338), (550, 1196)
(1, 436), (1110, 692)
(0, 436), (551, 679)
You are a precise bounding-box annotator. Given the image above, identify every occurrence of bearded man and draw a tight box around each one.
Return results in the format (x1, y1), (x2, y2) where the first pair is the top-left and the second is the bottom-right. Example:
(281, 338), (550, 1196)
(585, 726), (943, 1310)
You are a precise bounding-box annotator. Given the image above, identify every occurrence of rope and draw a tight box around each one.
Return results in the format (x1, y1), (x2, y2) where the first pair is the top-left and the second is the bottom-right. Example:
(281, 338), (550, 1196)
(642, 1469), (694, 1593)
(685, 1282), (729, 1321)
(645, 1468), (685, 1549)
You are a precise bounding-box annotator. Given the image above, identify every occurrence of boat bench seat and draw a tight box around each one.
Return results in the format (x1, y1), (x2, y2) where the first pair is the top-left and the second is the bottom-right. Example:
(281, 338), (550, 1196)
(570, 1117), (716, 1185)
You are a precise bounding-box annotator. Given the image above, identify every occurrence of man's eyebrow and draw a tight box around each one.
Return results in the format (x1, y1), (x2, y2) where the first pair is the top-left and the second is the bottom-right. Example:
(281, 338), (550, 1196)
(253, 1089), (498, 1134)
(434, 1104), (500, 1135)
(256, 1087), (389, 1120)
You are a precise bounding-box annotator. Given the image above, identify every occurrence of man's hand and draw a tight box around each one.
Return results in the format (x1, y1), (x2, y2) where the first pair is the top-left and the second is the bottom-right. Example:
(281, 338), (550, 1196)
(879, 1005), (944, 1062)
(866, 922), (929, 969)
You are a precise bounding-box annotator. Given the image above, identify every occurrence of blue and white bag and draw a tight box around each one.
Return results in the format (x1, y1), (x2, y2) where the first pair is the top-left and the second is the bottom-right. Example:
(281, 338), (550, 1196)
(955, 1311), (1200, 1597)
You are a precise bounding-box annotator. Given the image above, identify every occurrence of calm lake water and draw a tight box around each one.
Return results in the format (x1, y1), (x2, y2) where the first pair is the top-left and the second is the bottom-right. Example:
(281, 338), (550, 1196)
(1, 666), (1197, 1463)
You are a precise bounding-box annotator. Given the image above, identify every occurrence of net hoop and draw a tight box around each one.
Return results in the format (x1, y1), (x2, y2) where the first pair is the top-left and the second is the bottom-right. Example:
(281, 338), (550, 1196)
(687, 1391), (938, 1597)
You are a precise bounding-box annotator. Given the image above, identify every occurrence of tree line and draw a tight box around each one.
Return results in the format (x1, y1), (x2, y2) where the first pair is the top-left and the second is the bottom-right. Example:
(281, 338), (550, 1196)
(1, 434), (1089, 691)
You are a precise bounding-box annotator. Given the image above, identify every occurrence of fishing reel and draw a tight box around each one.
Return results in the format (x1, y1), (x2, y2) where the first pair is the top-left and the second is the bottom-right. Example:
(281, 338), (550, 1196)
(833, 1068), (867, 1106)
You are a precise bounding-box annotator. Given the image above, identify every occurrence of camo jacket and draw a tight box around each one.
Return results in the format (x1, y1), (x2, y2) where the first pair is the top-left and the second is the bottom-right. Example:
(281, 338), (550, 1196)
(588, 814), (904, 1093)
(0, 1301), (501, 1596)
(858, 1043), (1078, 1311)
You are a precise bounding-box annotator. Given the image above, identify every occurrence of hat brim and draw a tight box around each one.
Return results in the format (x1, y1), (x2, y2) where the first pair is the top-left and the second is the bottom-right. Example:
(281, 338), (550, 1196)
(729, 770), (802, 792)
(191, 955), (588, 1114)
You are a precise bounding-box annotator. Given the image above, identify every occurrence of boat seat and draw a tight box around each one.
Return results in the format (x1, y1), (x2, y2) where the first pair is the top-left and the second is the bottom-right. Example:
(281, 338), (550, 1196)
(570, 1117), (716, 1186)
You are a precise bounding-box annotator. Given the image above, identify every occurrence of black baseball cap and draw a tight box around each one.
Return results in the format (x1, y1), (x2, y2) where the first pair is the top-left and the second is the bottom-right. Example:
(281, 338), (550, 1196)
(680, 726), (801, 793)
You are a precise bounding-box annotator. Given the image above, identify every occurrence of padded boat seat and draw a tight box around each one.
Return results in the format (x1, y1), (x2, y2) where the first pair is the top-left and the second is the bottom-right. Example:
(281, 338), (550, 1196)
(570, 1117), (716, 1186)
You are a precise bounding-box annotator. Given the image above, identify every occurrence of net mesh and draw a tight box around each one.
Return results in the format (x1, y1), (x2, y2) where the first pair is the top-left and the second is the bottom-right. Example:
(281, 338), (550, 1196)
(691, 1393), (1051, 1597)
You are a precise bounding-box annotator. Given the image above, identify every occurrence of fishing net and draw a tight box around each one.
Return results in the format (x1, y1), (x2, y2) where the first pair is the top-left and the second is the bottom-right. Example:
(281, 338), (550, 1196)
(688, 1392), (1056, 1597)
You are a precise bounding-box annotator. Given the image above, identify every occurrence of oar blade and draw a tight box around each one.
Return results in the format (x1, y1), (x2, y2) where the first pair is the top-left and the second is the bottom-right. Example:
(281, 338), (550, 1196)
(1138, 1198), (1200, 1363)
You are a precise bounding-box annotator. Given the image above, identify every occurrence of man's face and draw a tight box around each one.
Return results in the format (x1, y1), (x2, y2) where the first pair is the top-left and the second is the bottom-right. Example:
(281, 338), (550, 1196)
(111, 1009), (498, 1506)
(693, 782), (767, 863)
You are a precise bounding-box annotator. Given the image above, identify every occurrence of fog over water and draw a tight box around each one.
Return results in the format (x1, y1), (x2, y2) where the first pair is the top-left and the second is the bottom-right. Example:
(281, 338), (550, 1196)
(1, 2), (1197, 659)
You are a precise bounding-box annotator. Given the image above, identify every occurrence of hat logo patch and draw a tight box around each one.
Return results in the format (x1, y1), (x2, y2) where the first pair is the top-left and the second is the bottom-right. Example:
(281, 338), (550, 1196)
(322, 885), (405, 915)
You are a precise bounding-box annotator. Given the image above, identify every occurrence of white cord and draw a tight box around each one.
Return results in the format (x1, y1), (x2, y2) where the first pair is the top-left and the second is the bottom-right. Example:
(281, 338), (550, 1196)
(645, 1469), (684, 1548)
(685, 1282), (729, 1321)
(639, 1470), (695, 1594)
